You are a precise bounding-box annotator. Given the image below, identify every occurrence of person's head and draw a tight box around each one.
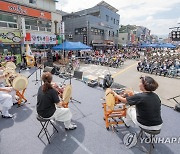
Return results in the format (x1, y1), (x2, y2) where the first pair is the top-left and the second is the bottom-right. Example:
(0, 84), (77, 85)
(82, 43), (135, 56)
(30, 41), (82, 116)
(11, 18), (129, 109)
(139, 76), (158, 92)
(42, 72), (53, 92)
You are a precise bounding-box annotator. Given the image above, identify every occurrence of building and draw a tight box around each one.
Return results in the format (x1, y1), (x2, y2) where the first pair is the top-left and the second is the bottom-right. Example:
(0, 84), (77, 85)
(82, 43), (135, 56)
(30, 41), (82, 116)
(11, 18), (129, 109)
(119, 25), (152, 46)
(0, 0), (61, 62)
(62, 1), (120, 49)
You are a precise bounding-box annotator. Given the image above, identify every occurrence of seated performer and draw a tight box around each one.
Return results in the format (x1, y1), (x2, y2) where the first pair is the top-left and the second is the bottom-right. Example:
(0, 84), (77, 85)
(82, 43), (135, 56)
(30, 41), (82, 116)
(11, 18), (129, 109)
(36, 72), (77, 130)
(111, 76), (163, 130)
(0, 74), (17, 118)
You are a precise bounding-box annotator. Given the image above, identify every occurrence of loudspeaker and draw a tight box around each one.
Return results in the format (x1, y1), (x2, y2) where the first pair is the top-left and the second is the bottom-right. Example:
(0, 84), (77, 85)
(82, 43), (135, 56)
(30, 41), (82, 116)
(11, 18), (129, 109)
(44, 66), (56, 74)
(44, 61), (53, 67)
(175, 104), (180, 112)
(73, 71), (83, 80)
(88, 80), (98, 87)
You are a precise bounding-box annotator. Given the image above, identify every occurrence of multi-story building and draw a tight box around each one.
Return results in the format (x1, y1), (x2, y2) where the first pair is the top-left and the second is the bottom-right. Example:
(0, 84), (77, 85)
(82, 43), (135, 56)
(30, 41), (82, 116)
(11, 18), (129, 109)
(119, 25), (151, 46)
(62, 1), (120, 49)
(0, 0), (61, 61)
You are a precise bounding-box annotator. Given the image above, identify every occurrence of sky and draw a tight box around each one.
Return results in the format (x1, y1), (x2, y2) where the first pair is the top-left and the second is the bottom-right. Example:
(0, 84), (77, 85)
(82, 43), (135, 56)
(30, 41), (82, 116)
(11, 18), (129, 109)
(56, 0), (180, 38)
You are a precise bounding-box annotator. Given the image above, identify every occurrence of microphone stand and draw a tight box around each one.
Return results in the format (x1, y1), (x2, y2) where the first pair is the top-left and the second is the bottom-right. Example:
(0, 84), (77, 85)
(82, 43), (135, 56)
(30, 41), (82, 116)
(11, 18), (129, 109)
(31, 64), (43, 85)
(69, 70), (81, 104)
(27, 64), (43, 97)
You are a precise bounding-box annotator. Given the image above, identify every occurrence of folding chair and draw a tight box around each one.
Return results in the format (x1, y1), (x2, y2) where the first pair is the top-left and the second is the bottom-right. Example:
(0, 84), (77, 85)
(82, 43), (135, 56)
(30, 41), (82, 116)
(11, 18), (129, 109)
(137, 127), (161, 154)
(36, 115), (58, 144)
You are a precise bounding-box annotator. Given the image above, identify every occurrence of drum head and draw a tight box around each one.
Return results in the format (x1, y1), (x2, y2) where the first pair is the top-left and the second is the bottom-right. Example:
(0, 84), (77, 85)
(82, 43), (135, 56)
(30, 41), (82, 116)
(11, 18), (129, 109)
(62, 85), (72, 103)
(105, 88), (115, 110)
(12, 75), (28, 91)
(5, 62), (16, 70)
(3, 68), (16, 76)
(5, 72), (18, 86)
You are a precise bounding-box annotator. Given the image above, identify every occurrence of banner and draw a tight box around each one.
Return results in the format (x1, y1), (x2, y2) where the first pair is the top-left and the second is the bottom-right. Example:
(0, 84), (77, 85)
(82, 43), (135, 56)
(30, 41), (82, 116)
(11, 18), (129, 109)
(0, 30), (21, 43)
(25, 33), (56, 44)
(0, 0), (51, 20)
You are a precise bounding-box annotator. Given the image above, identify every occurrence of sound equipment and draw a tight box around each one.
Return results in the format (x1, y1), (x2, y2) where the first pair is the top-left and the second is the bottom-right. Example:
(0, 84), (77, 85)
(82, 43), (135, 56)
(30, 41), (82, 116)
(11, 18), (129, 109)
(88, 80), (98, 88)
(73, 71), (83, 80)
(44, 61), (53, 67)
(103, 74), (114, 89)
(175, 104), (180, 112)
(43, 66), (56, 74)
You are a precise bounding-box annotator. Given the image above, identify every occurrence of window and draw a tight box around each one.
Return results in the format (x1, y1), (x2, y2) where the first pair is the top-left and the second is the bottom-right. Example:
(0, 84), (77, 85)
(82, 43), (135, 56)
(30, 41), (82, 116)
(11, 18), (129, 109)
(0, 21), (7, 28)
(109, 31), (111, 36)
(25, 19), (37, 26)
(8, 23), (17, 28)
(0, 14), (17, 23)
(90, 27), (104, 35)
(116, 20), (119, 25)
(116, 30), (119, 37)
(106, 15), (109, 22)
(122, 38), (125, 40)
(75, 27), (87, 35)
(29, 0), (36, 4)
(114, 19), (116, 24)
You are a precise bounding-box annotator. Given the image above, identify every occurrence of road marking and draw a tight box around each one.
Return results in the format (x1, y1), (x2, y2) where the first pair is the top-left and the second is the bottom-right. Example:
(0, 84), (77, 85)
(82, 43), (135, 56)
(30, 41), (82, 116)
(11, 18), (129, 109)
(112, 62), (137, 78)
(71, 136), (93, 154)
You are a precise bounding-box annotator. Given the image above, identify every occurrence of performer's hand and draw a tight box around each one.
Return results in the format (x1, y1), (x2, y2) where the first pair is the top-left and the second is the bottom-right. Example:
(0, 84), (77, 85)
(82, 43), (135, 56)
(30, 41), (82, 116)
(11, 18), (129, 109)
(5, 89), (12, 93)
(4, 72), (10, 78)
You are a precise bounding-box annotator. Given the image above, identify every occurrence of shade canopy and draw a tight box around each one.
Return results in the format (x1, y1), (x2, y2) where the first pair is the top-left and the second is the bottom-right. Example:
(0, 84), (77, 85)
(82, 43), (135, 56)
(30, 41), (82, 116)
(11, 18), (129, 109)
(52, 41), (92, 51)
(157, 43), (176, 48)
(139, 43), (176, 48)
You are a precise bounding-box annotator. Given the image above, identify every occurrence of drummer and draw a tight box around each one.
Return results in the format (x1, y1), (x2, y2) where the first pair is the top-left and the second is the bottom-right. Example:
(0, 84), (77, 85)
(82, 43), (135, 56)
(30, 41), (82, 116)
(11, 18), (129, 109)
(111, 76), (163, 130)
(36, 72), (77, 130)
(0, 74), (17, 118)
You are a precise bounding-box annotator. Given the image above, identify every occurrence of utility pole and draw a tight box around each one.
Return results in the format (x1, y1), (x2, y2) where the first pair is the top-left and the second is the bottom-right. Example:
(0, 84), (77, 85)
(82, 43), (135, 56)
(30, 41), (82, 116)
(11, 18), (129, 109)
(86, 20), (89, 45)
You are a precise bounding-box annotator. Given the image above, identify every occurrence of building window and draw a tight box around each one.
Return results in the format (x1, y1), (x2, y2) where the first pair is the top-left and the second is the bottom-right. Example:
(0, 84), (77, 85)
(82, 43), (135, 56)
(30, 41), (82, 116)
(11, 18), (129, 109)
(114, 19), (116, 24)
(109, 31), (111, 36)
(106, 15), (109, 22)
(116, 20), (119, 25)
(122, 38), (124, 40)
(29, 0), (36, 4)
(0, 14), (17, 23)
(116, 30), (119, 37)
(75, 27), (87, 35)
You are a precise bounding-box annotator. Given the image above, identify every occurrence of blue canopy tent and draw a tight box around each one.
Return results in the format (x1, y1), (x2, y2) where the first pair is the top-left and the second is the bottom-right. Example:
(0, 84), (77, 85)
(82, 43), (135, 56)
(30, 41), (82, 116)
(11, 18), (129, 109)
(147, 43), (159, 48)
(52, 41), (92, 51)
(157, 43), (176, 48)
(139, 43), (150, 48)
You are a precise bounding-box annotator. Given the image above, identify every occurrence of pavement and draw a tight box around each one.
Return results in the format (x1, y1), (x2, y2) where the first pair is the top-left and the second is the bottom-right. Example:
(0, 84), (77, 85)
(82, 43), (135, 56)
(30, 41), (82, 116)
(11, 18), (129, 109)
(0, 60), (180, 154)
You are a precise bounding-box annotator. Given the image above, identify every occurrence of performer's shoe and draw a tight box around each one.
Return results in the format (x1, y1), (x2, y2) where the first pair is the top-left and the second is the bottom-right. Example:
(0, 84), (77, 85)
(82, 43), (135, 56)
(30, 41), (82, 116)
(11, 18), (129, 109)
(13, 102), (18, 105)
(2, 114), (13, 118)
(65, 124), (77, 130)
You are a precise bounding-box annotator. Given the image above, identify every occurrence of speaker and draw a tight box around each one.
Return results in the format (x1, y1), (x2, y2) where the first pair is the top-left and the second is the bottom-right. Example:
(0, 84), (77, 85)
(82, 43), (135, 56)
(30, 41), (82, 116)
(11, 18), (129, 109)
(44, 66), (56, 74)
(73, 71), (83, 80)
(44, 61), (53, 67)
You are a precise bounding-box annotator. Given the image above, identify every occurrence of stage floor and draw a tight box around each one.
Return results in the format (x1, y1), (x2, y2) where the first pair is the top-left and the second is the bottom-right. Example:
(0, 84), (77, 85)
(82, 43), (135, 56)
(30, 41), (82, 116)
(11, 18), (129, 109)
(0, 62), (180, 154)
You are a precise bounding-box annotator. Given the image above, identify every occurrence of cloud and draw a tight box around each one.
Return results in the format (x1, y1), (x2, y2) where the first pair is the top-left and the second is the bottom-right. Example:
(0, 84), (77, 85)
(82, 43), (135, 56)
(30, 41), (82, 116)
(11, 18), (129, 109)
(56, 0), (180, 37)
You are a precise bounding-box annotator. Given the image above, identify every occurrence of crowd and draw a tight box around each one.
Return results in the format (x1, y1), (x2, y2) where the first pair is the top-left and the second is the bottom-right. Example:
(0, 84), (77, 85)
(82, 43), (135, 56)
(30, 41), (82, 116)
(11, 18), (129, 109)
(81, 48), (140, 68)
(137, 49), (180, 77)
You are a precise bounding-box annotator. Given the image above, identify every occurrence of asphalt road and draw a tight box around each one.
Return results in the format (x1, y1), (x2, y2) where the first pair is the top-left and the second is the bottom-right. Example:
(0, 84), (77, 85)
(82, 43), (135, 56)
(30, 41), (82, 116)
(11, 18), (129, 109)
(79, 59), (180, 108)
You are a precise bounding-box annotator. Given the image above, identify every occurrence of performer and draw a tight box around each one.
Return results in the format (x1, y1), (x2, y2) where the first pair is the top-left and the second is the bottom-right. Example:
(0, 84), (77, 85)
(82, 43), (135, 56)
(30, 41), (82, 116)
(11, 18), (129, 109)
(0, 74), (17, 118)
(36, 72), (77, 130)
(111, 76), (163, 130)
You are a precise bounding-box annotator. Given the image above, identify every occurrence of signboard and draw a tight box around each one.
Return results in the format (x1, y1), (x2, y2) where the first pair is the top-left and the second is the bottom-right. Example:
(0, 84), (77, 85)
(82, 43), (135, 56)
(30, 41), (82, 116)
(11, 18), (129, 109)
(0, 30), (21, 43)
(83, 34), (87, 45)
(171, 31), (180, 41)
(0, 0), (51, 20)
(25, 33), (56, 44)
